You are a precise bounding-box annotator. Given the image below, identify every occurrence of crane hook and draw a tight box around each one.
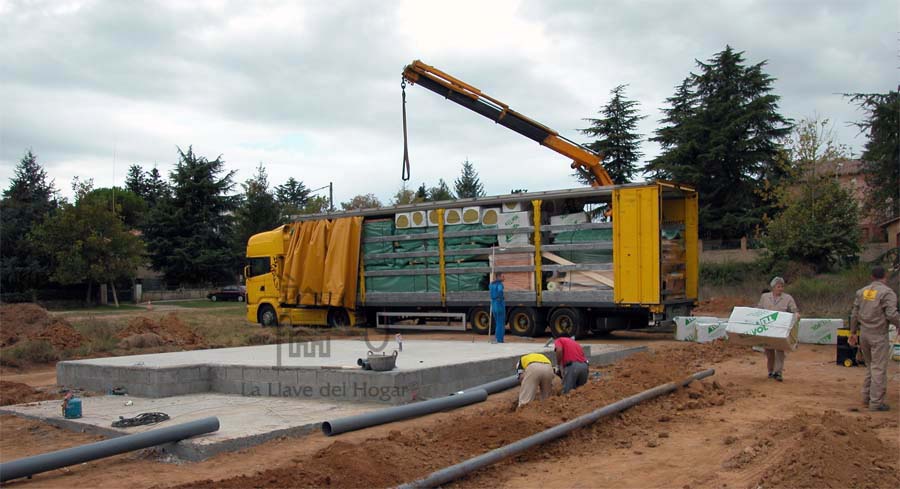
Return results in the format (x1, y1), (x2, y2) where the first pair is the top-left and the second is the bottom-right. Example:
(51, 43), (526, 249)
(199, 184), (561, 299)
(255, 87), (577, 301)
(401, 78), (411, 181)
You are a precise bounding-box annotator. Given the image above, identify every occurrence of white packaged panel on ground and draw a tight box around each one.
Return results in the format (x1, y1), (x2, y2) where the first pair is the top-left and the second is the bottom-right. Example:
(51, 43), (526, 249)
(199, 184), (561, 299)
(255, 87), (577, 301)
(797, 318), (842, 344)
(695, 321), (728, 343)
(725, 307), (799, 351)
(673, 316), (721, 341)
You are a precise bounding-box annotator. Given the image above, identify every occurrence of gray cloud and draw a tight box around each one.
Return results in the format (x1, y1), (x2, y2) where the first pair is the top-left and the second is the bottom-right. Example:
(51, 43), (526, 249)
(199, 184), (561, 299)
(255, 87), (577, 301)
(1, 0), (894, 205)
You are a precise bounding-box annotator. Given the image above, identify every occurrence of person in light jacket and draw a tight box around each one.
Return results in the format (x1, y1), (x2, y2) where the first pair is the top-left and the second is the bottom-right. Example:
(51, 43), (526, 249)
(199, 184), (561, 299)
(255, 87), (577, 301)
(757, 276), (798, 382)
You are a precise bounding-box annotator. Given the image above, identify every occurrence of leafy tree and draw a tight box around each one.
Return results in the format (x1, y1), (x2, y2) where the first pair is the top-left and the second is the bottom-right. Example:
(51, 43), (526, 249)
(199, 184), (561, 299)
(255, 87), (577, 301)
(391, 184), (419, 205)
(144, 146), (239, 285)
(31, 180), (145, 304)
(764, 177), (860, 271)
(275, 177), (310, 218)
(235, 164), (282, 248)
(646, 46), (791, 239)
(85, 187), (147, 229)
(300, 195), (330, 214)
(846, 90), (899, 221)
(578, 84), (645, 184)
(454, 159), (485, 199)
(427, 179), (455, 202)
(415, 183), (428, 202)
(0, 150), (59, 296)
(340, 193), (382, 210)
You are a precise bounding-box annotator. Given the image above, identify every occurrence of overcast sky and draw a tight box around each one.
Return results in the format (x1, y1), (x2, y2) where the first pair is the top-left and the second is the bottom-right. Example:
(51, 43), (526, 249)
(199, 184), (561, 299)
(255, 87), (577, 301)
(1, 0), (895, 205)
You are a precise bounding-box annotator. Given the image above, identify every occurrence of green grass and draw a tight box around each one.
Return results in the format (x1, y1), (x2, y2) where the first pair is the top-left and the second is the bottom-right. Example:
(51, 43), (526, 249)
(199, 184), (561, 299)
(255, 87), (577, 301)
(53, 304), (145, 315)
(71, 320), (121, 355)
(5, 340), (59, 364)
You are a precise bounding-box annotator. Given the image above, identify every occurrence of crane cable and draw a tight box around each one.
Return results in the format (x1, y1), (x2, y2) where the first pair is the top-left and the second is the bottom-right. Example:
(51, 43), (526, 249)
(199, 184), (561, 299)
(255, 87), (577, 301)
(400, 78), (411, 181)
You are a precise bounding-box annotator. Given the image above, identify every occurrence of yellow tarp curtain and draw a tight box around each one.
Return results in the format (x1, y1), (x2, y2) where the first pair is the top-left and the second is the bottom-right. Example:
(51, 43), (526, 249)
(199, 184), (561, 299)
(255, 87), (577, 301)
(280, 216), (362, 309)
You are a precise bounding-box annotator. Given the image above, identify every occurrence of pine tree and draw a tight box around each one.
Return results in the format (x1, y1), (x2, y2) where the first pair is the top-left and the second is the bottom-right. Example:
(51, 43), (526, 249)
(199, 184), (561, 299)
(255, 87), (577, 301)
(145, 166), (170, 207)
(0, 151), (59, 296)
(235, 164), (282, 250)
(124, 165), (148, 197)
(454, 159), (485, 199)
(847, 90), (899, 221)
(275, 177), (310, 218)
(578, 85), (645, 184)
(144, 146), (239, 285)
(415, 183), (428, 202)
(645, 46), (791, 239)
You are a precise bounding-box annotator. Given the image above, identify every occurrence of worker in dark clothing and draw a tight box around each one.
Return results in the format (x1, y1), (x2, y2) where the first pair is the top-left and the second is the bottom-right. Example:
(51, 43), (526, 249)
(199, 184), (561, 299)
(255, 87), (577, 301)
(554, 336), (588, 393)
(489, 273), (506, 343)
(850, 266), (900, 412)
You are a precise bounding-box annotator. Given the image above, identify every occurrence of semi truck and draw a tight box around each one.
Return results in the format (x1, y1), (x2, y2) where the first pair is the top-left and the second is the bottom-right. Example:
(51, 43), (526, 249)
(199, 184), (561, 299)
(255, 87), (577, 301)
(245, 182), (698, 337)
(244, 60), (698, 336)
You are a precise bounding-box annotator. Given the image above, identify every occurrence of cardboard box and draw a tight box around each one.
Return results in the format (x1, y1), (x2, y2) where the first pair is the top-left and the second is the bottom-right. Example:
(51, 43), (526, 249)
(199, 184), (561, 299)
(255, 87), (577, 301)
(797, 318), (842, 345)
(673, 316), (721, 342)
(695, 321), (728, 343)
(725, 307), (799, 351)
(498, 211), (532, 246)
(490, 252), (534, 291)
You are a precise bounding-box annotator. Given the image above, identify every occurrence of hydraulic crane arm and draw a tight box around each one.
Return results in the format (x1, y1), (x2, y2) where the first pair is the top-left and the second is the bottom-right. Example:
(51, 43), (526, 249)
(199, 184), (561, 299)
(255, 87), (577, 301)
(402, 60), (613, 187)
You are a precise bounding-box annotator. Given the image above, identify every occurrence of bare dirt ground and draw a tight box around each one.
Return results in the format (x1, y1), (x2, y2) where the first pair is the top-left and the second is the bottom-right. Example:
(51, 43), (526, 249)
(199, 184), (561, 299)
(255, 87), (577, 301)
(1, 334), (897, 489)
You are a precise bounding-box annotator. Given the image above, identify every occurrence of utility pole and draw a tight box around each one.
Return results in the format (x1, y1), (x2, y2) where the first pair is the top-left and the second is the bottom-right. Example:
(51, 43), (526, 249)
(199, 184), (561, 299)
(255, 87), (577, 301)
(329, 181), (334, 212)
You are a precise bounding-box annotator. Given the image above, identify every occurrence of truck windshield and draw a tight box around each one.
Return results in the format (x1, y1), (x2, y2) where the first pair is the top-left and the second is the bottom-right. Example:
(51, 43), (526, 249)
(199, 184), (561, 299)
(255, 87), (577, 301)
(247, 257), (271, 277)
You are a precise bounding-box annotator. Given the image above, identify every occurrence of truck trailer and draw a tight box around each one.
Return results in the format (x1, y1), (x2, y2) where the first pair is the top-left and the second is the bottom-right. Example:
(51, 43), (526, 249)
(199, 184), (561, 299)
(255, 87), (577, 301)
(244, 181), (698, 337)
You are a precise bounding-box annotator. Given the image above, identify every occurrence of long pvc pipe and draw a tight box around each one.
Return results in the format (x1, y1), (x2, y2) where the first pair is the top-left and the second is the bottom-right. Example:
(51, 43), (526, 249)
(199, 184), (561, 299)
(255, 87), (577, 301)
(0, 416), (220, 483)
(398, 369), (715, 489)
(323, 389), (488, 436)
(460, 375), (520, 395)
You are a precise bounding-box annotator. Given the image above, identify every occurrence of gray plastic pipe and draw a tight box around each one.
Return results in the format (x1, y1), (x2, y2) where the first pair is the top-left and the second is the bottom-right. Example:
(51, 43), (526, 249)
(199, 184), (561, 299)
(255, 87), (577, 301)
(398, 369), (715, 489)
(0, 416), (219, 483)
(323, 388), (488, 436)
(460, 375), (520, 395)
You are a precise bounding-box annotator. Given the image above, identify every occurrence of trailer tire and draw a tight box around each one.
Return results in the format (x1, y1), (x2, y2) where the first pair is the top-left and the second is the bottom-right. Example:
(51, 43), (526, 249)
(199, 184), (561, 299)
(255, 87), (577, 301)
(258, 305), (278, 327)
(509, 307), (544, 337)
(549, 308), (585, 338)
(327, 308), (350, 328)
(467, 306), (491, 335)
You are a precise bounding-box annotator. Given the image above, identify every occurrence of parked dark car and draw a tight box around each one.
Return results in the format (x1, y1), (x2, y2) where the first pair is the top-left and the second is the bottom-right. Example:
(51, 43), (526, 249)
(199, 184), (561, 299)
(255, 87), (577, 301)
(207, 285), (247, 302)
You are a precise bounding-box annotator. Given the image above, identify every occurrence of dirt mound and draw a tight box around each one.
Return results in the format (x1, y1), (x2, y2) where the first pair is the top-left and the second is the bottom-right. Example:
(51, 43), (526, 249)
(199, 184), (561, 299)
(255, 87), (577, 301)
(0, 303), (84, 351)
(117, 313), (203, 347)
(740, 411), (900, 489)
(0, 381), (58, 406)
(117, 333), (165, 349)
(179, 341), (749, 489)
(693, 296), (751, 316)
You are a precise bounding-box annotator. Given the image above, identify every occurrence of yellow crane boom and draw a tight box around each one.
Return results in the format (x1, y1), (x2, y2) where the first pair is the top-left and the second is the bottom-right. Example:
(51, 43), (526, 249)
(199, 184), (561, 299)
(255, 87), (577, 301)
(402, 60), (613, 187)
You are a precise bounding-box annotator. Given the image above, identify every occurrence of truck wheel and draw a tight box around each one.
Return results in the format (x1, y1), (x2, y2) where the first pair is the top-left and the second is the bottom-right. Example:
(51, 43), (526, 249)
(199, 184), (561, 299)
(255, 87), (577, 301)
(210, 295), (218, 302)
(258, 305), (278, 327)
(237, 295), (245, 303)
(468, 306), (491, 335)
(549, 308), (585, 338)
(509, 307), (544, 337)
(327, 308), (350, 327)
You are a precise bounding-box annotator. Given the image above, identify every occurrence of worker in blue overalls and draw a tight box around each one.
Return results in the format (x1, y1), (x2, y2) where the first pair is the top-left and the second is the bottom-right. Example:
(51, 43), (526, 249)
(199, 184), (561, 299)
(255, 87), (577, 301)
(489, 272), (506, 343)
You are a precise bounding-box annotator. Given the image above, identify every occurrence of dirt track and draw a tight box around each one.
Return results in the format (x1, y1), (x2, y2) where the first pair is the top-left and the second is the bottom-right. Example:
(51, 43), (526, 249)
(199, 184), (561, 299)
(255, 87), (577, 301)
(1, 337), (898, 489)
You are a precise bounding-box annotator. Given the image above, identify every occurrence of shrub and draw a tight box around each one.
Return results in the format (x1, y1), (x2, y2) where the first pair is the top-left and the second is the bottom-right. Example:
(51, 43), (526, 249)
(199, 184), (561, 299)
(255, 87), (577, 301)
(700, 261), (766, 286)
(74, 321), (120, 353)
(6, 340), (59, 364)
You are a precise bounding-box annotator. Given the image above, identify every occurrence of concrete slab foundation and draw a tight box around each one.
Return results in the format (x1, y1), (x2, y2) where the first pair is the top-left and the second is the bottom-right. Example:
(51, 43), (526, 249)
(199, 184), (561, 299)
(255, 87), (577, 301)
(57, 340), (645, 404)
(0, 394), (379, 461)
